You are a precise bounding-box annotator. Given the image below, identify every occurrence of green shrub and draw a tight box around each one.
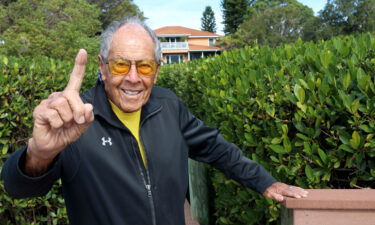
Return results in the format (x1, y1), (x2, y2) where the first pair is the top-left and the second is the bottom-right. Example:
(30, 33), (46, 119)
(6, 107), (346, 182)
(1, 33), (374, 224)
(157, 34), (375, 224)
(0, 55), (97, 224)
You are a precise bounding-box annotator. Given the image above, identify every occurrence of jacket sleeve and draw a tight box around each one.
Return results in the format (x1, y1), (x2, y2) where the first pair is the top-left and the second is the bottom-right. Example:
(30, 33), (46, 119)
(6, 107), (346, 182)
(1, 146), (61, 198)
(179, 101), (276, 194)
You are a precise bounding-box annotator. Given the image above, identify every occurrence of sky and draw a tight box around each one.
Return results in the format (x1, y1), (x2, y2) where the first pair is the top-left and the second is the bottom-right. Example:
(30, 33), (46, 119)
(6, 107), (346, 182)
(133, 0), (328, 35)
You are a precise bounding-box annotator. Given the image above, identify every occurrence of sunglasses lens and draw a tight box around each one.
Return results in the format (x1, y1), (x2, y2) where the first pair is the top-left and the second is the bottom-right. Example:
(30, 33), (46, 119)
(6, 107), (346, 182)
(108, 59), (157, 76)
(109, 60), (131, 75)
(137, 61), (156, 76)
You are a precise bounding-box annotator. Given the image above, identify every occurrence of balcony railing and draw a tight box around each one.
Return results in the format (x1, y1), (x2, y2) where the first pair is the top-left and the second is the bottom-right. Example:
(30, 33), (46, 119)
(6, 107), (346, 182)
(160, 42), (188, 50)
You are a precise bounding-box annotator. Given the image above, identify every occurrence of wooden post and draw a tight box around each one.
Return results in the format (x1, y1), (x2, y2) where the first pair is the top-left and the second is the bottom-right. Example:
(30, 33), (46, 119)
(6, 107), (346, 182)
(188, 159), (210, 225)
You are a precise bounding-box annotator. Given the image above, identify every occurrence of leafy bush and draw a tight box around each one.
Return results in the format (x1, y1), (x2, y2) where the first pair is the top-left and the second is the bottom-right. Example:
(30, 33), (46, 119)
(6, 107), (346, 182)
(0, 55), (97, 224)
(1, 33), (374, 224)
(157, 33), (375, 224)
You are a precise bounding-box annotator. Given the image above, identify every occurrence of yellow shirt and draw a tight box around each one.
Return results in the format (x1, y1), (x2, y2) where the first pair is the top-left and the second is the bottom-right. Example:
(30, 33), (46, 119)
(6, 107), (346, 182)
(109, 100), (147, 167)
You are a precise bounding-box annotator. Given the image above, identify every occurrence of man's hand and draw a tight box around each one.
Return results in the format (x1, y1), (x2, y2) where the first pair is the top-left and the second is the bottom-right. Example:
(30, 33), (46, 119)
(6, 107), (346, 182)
(263, 182), (308, 202)
(25, 49), (94, 176)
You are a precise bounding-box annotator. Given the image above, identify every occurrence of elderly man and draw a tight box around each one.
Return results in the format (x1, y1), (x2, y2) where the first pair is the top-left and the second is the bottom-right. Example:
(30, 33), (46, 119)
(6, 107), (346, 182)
(2, 17), (307, 225)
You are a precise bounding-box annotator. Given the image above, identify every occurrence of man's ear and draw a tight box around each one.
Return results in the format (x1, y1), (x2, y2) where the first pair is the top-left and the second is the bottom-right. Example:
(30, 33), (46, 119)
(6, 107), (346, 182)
(153, 66), (160, 84)
(98, 55), (107, 81)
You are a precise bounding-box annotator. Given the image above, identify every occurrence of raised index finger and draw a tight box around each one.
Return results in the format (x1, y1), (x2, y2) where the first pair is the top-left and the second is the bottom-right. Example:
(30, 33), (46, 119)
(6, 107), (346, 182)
(65, 49), (87, 91)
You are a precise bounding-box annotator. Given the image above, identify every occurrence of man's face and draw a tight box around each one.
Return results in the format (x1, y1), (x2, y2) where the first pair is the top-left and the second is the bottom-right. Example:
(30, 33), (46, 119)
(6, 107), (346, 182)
(99, 24), (159, 113)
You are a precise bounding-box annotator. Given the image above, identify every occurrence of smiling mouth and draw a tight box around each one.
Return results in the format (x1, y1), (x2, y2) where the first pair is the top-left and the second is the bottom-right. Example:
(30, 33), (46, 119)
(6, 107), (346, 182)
(123, 89), (141, 96)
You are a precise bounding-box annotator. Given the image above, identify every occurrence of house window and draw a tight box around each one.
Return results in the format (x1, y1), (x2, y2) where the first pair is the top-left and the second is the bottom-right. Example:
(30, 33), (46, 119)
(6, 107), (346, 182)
(166, 55), (183, 64)
(209, 38), (215, 46)
(166, 37), (181, 42)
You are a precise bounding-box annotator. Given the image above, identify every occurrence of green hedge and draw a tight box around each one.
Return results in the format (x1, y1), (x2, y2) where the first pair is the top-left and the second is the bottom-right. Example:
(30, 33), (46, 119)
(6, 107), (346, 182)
(1, 34), (374, 224)
(0, 56), (97, 224)
(157, 34), (375, 224)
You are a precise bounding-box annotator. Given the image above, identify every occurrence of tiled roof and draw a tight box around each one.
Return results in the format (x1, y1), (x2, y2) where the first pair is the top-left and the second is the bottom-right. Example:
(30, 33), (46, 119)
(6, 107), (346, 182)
(154, 26), (220, 37)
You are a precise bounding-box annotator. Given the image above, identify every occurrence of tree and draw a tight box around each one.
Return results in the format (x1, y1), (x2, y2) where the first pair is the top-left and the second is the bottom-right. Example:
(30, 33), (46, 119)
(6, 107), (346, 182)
(221, 0), (250, 35)
(354, 0), (375, 32)
(201, 6), (217, 33)
(86, 0), (145, 28)
(0, 0), (17, 6)
(219, 0), (316, 48)
(0, 0), (101, 59)
(0, 4), (7, 34)
(318, 0), (375, 39)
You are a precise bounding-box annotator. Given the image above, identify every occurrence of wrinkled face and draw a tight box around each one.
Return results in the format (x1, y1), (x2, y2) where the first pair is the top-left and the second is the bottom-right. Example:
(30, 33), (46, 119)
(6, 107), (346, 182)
(99, 24), (159, 113)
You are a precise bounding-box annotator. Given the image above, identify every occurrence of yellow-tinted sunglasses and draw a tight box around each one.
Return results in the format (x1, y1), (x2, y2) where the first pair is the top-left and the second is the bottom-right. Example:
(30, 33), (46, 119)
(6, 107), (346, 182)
(106, 59), (159, 76)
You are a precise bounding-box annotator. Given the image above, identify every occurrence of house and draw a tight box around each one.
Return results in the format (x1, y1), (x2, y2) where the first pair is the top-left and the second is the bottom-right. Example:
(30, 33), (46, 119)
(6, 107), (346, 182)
(154, 26), (222, 65)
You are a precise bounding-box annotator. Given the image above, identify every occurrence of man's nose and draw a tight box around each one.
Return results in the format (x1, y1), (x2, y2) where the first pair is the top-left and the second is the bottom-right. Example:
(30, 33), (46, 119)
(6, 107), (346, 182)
(125, 64), (141, 83)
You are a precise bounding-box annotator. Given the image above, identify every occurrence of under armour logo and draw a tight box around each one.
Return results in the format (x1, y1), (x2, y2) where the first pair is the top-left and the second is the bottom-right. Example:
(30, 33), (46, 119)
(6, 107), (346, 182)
(101, 137), (112, 146)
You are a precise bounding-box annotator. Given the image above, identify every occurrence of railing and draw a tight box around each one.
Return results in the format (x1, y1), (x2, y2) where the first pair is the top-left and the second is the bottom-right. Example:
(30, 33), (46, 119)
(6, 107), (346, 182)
(160, 42), (188, 50)
(281, 189), (375, 225)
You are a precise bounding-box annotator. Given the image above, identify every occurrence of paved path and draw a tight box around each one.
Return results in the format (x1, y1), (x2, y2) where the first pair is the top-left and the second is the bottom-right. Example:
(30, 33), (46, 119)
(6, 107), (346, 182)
(184, 200), (200, 225)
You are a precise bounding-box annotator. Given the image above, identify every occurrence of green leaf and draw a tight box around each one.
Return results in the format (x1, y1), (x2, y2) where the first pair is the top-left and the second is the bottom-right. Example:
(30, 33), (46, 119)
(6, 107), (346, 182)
(270, 156), (279, 163)
(269, 144), (286, 154)
(294, 84), (305, 103)
(296, 133), (309, 141)
(282, 124), (288, 135)
(305, 165), (314, 181)
(339, 144), (354, 153)
(219, 217), (231, 224)
(296, 102), (307, 113)
(351, 98), (360, 114)
(321, 50), (332, 69)
(240, 49), (246, 60)
(283, 137), (292, 153)
(299, 79), (309, 90)
(2, 145), (8, 154)
(317, 148), (328, 165)
(371, 169), (375, 177)
(350, 177), (358, 187)
(265, 104), (275, 118)
(343, 73), (351, 90)
(359, 125), (373, 133)
(312, 155), (324, 167)
(244, 133), (257, 147)
(303, 142), (312, 155)
(357, 68), (369, 91)
(338, 90), (352, 111)
(349, 131), (361, 150)
(338, 130), (350, 145)
(322, 172), (331, 181)
(252, 153), (259, 162)
(271, 138), (282, 144)
(2, 56), (8, 66)
(219, 90), (225, 98)
(236, 77), (242, 88)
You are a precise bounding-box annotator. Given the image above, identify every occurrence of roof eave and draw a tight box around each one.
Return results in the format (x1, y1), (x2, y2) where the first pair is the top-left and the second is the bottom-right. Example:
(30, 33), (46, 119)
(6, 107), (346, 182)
(189, 36), (220, 38)
(189, 49), (222, 52)
(157, 34), (190, 37)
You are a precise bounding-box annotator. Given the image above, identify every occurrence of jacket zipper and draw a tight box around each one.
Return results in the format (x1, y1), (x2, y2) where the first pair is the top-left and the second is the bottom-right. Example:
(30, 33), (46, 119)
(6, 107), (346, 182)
(134, 155), (156, 225)
(136, 106), (162, 225)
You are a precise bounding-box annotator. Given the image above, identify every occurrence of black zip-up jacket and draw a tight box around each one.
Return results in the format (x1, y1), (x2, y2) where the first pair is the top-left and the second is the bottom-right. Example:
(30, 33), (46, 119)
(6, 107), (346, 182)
(2, 81), (276, 225)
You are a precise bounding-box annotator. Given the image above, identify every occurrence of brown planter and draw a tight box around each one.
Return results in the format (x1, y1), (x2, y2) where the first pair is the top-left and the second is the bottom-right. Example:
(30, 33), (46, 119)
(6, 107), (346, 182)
(281, 189), (375, 225)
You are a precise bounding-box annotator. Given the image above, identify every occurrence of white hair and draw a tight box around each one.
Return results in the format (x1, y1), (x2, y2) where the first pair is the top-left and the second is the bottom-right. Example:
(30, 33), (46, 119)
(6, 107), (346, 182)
(100, 17), (161, 64)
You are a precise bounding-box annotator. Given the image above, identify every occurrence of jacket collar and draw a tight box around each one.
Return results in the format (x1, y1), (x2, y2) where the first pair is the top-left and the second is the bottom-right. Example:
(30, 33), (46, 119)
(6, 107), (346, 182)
(92, 80), (162, 129)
